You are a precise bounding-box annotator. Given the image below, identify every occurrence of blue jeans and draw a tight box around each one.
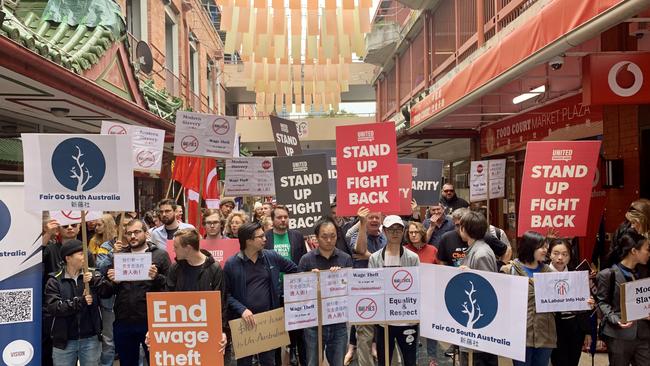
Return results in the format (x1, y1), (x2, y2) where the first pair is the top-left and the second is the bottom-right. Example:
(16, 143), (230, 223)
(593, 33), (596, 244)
(512, 347), (553, 366)
(304, 324), (348, 366)
(113, 321), (149, 366)
(99, 297), (115, 366)
(52, 336), (100, 366)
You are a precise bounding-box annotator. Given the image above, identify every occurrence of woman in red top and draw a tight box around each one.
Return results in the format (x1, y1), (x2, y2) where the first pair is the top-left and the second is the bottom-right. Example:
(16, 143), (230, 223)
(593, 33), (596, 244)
(404, 221), (438, 264)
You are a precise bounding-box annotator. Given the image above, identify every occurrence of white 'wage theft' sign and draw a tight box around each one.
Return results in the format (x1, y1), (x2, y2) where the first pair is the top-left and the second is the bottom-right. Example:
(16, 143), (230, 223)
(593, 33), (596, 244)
(347, 267), (420, 324)
(534, 271), (591, 313)
(101, 121), (166, 174)
(173, 111), (237, 158)
(621, 277), (650, 322)
(22, 134), (134, 212)
(224, 157), (276, 196)
(283, 272), (319, 331)
(420, 264), (528, 362)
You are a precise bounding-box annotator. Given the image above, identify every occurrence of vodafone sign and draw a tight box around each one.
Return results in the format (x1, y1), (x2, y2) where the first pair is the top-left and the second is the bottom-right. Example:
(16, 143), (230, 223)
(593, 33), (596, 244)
(583, 53), (650, 105)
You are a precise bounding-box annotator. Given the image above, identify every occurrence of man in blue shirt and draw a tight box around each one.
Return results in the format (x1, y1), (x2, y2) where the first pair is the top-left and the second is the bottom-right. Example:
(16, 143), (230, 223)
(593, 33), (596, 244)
(424, 204), (455, 248)
(149, 199), (195, 252)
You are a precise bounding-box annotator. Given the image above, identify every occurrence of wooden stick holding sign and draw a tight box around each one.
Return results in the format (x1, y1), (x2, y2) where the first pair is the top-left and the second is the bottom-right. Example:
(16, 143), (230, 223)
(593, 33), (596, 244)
(117, 212), (125, 243)
(317, 274), (323, 366)
(197, 158), (206, 229)
(383, 324), (390, 366)
(80, 210), (90, 295)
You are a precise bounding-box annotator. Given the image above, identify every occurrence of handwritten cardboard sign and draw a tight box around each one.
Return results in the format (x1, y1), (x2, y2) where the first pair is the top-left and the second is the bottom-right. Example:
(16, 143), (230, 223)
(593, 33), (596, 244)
(228, 308), (290, 359)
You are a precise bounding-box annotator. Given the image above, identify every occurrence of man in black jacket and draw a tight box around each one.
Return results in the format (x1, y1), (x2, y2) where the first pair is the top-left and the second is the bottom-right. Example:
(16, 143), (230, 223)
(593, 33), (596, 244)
(264, 205), (307, 366)
(439, 183), (469, 215)
(44, 240), (102, 365)
(166, 228), (228, 351)
(105, 219), (170, 366)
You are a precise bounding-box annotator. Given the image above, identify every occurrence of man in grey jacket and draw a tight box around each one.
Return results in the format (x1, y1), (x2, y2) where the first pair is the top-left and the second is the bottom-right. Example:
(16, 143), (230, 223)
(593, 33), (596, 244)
(458, 210), (498, 366)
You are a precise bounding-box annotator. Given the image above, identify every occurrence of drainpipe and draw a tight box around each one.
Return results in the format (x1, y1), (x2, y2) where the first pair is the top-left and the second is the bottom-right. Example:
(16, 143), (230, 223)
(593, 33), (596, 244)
(408, 0), (650, 134)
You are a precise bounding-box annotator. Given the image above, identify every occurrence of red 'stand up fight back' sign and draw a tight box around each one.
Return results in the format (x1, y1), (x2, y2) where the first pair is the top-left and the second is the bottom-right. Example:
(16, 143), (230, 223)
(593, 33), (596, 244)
(518, 141), (601, 238)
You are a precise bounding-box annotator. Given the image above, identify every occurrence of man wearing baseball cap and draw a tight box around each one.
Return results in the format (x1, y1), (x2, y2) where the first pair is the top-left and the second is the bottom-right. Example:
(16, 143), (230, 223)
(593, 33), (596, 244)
(369, 215), (420, 366)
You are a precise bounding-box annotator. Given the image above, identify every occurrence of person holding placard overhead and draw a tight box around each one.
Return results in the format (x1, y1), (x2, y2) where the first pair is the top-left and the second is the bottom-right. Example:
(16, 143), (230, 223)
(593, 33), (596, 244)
(501, 231), (556, 366)
(298, 217), (353, 366)
(596, 230), (650, 366)
(369, 215), (420, 366)
(547, 238), (594, 366)
(224, 221), (298, 366)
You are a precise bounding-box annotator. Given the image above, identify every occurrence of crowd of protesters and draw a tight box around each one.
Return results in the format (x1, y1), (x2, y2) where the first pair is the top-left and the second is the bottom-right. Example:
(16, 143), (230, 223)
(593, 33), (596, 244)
(39, 187), (650, 366)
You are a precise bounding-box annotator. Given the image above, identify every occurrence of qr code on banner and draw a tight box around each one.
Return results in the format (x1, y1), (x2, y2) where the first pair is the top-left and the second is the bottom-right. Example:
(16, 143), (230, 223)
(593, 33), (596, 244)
(0, 288), (33, 325)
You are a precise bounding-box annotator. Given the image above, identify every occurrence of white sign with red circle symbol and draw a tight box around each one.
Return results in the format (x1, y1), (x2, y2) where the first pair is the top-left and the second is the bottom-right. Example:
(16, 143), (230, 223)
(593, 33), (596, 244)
(470, 160), (488, 202)
(180, 135), (199, 153)
(348, 295), (385, 323)
(174, 111), (237, 158)
(49, 210), (103, 226)
(385, 268), (419, 294)
(224, 158), (276, 196)
(101, 121), (165, 174)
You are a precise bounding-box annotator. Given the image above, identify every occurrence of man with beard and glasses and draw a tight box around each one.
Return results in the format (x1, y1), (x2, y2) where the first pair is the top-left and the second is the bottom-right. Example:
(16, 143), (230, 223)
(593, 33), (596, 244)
(103, 219), (170, 366)
(150, 199), (195, 252)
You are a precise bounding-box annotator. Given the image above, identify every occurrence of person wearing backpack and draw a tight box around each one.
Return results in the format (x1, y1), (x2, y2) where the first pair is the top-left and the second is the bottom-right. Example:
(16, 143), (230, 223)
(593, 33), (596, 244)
(596, 230), (650, 365)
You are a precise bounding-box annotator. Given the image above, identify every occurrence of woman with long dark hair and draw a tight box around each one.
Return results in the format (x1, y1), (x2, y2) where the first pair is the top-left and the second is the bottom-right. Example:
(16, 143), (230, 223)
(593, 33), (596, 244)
(548, 238), (593, 366)
(501, 231), (556, 366)
(596, 230), (650, 365)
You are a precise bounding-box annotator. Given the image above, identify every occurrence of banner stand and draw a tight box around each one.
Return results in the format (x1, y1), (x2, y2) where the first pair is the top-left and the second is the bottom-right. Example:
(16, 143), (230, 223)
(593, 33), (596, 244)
(80, 210), (90, 294)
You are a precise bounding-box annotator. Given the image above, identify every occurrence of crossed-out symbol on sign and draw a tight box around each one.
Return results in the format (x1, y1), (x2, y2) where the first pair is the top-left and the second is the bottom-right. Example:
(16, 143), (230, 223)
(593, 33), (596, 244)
(107, 125), (127, 135)
(61, 211), (81, 220)
(212, 118), (230, 135)
(392, 270), (414, 292)
(136, 151), (155, 168)
(356, 298), (378, 320)
(181, 135), (199, 152)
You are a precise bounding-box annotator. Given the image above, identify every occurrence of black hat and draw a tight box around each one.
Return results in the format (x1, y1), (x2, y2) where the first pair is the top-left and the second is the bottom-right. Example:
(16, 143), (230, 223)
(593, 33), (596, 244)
(60, 239), (83, 259)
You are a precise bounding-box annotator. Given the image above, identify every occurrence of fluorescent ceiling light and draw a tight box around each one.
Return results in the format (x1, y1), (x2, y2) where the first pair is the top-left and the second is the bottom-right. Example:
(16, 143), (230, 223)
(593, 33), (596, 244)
(512, 85), (545, 104)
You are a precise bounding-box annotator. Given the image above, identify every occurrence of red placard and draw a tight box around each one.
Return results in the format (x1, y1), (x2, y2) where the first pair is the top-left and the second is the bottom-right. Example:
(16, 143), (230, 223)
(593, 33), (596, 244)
(335, 123), (399, 216)
(583, 52), (650, 105)
(167, 238), (240, 267)
(517, 141), (601, 238)
(386, 164), (412, 215)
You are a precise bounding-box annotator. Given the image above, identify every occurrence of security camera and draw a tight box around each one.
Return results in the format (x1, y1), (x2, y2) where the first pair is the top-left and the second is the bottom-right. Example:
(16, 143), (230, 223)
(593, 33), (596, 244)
(549, 56), (564, 70)
(632, 30), (645, 39)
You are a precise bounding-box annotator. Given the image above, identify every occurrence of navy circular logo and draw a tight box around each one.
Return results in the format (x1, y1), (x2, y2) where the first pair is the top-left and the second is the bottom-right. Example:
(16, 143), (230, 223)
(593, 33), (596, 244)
(51, 138), (106, 192)
(445, 272), (498, 329)
(0, 200), (11, 241)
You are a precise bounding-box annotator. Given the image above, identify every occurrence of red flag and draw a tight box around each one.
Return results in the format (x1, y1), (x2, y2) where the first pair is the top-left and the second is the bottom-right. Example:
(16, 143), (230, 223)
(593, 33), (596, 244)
(176, 157), (219, 229)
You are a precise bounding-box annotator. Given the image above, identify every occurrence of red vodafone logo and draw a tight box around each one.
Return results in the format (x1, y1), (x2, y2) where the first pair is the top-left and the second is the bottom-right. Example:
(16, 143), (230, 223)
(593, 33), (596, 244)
(608, 61), (643, 97)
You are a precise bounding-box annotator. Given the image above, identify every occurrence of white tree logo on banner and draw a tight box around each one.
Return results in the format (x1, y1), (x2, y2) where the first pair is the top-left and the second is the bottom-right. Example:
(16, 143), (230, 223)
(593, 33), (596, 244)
(445, 273), (499, 330)
(51, 138), (106, 192)
(461, 281), (484, 328)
